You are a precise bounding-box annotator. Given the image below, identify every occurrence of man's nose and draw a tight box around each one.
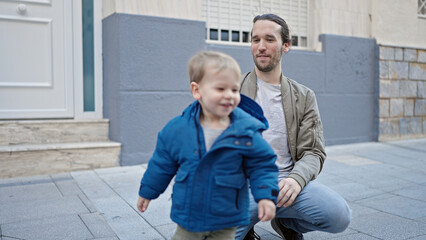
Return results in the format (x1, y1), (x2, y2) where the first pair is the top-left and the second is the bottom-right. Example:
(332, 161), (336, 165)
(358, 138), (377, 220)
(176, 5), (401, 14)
(258, 40), (266, 50)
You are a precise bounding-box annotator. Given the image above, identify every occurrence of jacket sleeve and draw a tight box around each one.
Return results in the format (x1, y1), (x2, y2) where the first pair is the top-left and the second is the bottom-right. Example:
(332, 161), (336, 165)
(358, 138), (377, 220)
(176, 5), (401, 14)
(243, 131), (279, 203)
(139, 130), (178, 200)
(288, 90), (326, 189)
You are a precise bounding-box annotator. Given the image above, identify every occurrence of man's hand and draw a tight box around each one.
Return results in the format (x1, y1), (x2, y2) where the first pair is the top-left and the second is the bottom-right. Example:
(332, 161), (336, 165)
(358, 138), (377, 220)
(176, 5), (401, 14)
(277, 178), (301, 207)
(258, 199), (276, 222)
(137, 196), (151, 213)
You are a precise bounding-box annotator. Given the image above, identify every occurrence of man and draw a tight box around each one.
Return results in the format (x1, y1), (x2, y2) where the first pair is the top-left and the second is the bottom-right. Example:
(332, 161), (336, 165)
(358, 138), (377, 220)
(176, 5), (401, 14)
(236, 14), (351, 240)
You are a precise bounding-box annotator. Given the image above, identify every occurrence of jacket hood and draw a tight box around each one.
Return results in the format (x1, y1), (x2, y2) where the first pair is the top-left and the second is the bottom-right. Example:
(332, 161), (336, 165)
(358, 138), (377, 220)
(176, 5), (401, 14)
(237, 94), (269, 129)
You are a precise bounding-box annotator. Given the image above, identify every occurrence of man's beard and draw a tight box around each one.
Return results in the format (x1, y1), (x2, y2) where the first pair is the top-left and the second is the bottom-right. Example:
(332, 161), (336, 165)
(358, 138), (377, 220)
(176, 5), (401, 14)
(253, 50), (283, 72)
(254, 60), (275, 72)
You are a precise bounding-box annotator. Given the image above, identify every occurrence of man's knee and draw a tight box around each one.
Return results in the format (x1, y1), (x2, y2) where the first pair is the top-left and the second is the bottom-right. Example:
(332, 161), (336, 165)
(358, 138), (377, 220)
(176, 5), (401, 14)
(325, 204), (351, 233)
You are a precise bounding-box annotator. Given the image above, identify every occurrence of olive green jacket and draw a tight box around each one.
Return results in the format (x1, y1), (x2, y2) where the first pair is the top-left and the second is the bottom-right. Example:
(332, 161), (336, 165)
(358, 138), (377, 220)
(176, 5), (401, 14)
(240, 70), (326, 189)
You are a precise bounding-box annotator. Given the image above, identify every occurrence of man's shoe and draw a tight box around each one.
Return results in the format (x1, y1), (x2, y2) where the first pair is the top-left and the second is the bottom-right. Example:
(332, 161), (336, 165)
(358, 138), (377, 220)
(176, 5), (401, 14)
(243, 227), (261, 240)
(271, 218), (304, 240)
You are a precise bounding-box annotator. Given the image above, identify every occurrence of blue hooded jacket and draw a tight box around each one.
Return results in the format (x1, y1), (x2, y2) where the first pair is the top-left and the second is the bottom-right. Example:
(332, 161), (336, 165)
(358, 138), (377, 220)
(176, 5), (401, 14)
(139, 94), (278, 232)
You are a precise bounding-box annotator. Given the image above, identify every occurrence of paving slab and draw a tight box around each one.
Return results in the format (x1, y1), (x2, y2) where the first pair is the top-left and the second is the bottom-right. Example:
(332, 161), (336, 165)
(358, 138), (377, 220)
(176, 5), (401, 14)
(90, 196), (140, 219)
(391, 184), (426, 202)
(96, 166), (142, 211)
(345, 202), (380, 218)
(388, 138), (426, 151)
(0, 181), (62, 202)
(1, 215), (93, 240)
(1, 138), (426, 240)
(410, 235), (426, 240)
(155, 223), (177, 240)
(395, 167), (426, 184)
(0, 174), (52, 186)
(71, 171), (118, 199)
(91, 237), (120, 240)
(325, 181), (385, 202)
(74, 169), (165, 239)
(325, 233), (381, 240)
(252, 225), (281, 240)
(418, 216), (426, 224)
(303, 228), (360, 240)
(356, 193), (426, 219)
(105, 216), (164, 240)
(348, 212), (426, 240)
(51, 172), (86, 196)
(78, 192), (99, 213)
(80, 212), (117, 239)
(111, 184), (140, 207)
(0, 195), (89, 224)
(328, 164), (413, 192)
(137, 184), (174, 227)
(315, 172), (350, 186)
(356, 149), (426, 170)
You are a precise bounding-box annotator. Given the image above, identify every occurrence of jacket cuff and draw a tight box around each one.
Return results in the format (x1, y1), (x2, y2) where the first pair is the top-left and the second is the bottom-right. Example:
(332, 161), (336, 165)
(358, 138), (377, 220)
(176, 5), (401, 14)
(288, 173), (306, 189)
(252, 187), (278, 204)
(138, 184), (160, 200)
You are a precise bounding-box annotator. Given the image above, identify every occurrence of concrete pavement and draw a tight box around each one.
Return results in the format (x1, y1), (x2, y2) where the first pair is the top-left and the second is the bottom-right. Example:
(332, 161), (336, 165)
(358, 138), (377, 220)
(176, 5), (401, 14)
(1, 138), (426, 240)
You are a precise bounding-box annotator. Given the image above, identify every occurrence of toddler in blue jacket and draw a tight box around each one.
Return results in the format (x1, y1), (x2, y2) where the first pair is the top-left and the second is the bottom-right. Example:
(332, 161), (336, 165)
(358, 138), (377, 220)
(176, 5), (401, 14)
(137, 51), (278, 240)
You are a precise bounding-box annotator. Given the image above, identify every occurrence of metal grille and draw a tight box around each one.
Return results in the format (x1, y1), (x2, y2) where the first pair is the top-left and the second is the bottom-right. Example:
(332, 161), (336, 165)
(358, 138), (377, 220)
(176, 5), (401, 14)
(419, 0), (426, 17)
(202, 0), (308, 48)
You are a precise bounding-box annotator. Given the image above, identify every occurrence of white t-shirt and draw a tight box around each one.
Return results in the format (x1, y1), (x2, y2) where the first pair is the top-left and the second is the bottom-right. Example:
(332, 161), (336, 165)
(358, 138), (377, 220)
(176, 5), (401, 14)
(202, 126), (224, 152)
(255, 79), (293, 180)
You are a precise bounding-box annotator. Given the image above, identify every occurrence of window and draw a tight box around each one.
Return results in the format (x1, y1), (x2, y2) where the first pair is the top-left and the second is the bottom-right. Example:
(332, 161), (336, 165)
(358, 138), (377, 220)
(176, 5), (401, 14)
(82, 0), (95, 111)
(202, 0), (308, 48)
(419, 0), (426, 17)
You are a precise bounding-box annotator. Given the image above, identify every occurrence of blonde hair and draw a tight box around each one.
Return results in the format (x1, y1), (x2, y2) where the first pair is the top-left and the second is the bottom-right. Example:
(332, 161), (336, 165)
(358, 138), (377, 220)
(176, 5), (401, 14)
(188, 51), (241, 84)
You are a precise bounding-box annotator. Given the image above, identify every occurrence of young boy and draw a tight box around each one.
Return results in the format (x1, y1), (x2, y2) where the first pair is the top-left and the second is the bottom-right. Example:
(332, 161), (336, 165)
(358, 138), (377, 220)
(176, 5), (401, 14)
(137, 51), (278, 240)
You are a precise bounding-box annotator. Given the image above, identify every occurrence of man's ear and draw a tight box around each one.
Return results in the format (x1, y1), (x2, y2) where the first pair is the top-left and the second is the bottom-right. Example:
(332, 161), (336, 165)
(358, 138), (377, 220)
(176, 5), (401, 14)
(190, 82), (201, 100)
(282, 42), (290, 53)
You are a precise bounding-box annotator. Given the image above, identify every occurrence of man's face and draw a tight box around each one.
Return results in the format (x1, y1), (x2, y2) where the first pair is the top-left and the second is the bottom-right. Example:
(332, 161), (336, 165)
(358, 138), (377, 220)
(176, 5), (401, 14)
(251, 20), (289, 72)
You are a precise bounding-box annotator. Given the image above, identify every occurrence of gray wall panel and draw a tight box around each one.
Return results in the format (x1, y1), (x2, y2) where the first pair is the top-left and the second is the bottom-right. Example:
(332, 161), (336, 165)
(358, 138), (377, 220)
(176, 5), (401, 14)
(119, 92), (193, 165)
(102, 14), (121, 143)
(118, 14), (206, 91)
(206, 44), (254, 74)
(284, 50), (326, 93)
(103, 14), (379, 165)
(318, 94), (377, 145)
(321, 34), (378, 94)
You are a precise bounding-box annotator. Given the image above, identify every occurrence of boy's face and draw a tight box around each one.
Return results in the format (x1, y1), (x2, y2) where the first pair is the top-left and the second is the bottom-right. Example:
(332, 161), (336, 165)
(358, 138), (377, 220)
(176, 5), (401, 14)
(191, 68), (241, 121)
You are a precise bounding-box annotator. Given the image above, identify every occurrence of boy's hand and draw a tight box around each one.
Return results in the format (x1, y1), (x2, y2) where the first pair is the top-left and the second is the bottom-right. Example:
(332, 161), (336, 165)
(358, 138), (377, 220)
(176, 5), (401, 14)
(258, 199), (276, 222)
(137, 196), (151, 212)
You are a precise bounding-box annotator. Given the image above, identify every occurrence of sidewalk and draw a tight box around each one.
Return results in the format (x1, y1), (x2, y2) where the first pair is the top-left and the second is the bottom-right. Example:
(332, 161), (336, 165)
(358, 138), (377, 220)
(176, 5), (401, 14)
(1, 138), (426, 240)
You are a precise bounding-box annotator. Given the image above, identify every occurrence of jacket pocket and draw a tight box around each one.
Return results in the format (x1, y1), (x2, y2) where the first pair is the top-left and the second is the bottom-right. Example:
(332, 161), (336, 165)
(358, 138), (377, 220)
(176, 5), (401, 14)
(172, 170), (189, 210)
(210, 174), (247, 216)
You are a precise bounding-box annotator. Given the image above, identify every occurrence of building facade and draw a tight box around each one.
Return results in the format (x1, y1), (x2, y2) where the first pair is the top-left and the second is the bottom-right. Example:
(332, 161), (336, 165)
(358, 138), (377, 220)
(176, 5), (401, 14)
(1, 0), (425, 173)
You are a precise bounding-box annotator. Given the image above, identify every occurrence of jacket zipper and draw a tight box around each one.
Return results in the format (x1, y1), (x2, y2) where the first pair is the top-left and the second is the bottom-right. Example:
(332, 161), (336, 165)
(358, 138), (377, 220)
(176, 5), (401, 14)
(195, 117), (202, 159)
(312, 119), (318, 148)
(284, 81), (297, 162)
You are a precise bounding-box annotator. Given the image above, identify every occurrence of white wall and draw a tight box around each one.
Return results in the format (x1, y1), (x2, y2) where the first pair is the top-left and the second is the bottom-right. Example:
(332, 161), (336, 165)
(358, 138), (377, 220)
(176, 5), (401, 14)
(310, 0), (426, 50)
(309, 0), (372, 50)
(102, 0), (202, 20)
(371, 0), (426, 48)
(102, 0), (426, 50)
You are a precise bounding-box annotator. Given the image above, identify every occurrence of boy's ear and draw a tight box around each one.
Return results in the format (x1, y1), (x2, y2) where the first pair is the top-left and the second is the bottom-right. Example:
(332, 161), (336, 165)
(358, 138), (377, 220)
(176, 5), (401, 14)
(190, 82), (201, 100)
